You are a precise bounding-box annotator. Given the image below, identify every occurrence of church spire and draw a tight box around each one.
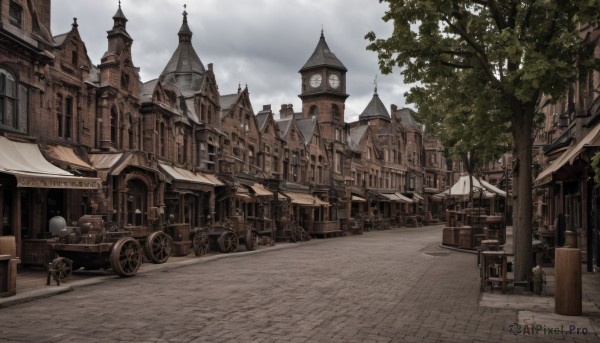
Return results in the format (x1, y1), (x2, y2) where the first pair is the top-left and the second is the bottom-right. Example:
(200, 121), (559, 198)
(178, 4), (193, 43)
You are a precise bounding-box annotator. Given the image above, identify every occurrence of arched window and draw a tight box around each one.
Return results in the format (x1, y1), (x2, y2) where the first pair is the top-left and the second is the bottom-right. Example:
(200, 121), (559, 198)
(331, 104), (340, 121)
(56, 95), (63, 137)
(110, 108), (117, 143)
(0, 67), (26, 132)
(65, 97), (73, 139)
(128, 114), (134, 149)
(160, 122), (166, 156)
(309, 105), (319, 117)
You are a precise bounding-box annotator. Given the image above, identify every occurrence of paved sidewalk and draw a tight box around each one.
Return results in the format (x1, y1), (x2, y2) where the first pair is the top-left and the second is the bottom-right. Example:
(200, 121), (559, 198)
(472, 226), (600, 336)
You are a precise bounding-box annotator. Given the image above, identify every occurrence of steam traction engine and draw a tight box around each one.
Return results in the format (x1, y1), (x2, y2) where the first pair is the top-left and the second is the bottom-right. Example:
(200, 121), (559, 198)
(190, 213), (257, 254)
(50, 215), (172, 278)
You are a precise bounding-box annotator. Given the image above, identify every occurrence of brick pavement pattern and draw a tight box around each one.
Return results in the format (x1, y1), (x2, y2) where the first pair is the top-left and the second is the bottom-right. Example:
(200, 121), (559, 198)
(1, 226), (598, 342)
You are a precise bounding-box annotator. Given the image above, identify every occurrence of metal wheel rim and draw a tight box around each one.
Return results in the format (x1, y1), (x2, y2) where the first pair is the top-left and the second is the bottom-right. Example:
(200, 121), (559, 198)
(51, 257), (73, 280)
(245, 231), (257, 251)
(145, 231), (171, 264)
(218, 231), (237, 253)
(110, 237), (142, 277)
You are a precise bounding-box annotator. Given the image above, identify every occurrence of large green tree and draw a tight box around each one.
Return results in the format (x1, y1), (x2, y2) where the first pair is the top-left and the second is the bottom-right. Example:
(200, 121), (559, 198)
(366, 0), (600, 282)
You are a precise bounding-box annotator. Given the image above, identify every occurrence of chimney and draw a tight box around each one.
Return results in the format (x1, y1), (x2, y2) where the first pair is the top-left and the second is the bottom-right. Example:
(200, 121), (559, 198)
(391, 104), (398, 125)
(263, 104), (271, 111)
(33, 0), (52, 34)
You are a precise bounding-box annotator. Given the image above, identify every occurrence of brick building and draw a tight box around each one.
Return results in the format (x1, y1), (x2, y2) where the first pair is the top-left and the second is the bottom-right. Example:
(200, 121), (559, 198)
(0, 1), (446, 260)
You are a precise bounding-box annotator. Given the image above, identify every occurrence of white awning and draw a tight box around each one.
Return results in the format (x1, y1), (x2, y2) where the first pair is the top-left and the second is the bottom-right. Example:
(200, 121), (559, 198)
(281, 192), (329, 207)
(395, 192), (414, 203)
(351, 195), (366, 202)
(159, 164), (221, 186)
(0, 137), (101, 189)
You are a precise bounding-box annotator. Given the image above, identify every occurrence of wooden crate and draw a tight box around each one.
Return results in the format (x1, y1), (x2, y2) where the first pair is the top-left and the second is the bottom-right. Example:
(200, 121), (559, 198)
(22, 239), (56, 266)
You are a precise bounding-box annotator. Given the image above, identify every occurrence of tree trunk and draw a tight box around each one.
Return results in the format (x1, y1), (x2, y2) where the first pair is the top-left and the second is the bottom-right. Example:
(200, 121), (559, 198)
(511, 103), (535, 283)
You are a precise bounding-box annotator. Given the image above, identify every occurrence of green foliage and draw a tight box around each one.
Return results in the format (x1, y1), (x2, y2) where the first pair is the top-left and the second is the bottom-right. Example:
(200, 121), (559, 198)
(592, 151), (600, 184)
(366, 0), (600, 174)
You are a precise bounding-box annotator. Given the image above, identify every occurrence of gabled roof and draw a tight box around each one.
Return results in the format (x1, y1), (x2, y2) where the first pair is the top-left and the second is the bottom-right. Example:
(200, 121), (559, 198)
(160, 7), (205, 93)
(395, 108), (422, 133)
(255, 111), (270, 132)
(359, 88), (390, 121)
(220, 94), (238, 112)
(296, 117), (317, 145)
(276, 118), (293, 139)
(300, 30), (347, 72)
(347, 125), (369, 151)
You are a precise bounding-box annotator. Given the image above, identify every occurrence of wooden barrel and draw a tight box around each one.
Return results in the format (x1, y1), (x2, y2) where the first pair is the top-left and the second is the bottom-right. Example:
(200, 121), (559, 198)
(0, 236), (16, 258)
(555, 248), (582, 316)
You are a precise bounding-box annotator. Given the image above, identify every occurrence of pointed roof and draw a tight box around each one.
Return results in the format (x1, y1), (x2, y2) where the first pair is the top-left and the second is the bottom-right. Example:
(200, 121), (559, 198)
(300, 30), (347, 72)
(347, 125), (369, 151)
(395, 108), (422, 133)
(107, 1), (132, 41)
(161, 5), (206, 93)
(296, 117), (317, 145)
(359, 87), (390, 121)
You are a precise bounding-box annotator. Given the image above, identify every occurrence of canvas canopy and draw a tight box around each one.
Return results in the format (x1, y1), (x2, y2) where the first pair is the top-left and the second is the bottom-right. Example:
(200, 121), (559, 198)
(435, 175), (506, 200)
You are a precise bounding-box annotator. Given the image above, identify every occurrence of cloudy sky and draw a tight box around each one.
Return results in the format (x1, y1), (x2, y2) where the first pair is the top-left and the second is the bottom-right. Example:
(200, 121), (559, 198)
(50, 0), (413, 121)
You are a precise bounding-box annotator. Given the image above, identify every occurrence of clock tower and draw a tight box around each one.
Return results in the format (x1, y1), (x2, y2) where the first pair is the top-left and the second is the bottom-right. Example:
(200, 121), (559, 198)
(299, 30), (349, 137)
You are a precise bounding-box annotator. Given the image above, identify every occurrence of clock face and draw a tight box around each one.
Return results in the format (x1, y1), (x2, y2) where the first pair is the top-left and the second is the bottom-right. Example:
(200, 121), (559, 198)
(309, 73), (322, 88)
(328, 74), (340, 88)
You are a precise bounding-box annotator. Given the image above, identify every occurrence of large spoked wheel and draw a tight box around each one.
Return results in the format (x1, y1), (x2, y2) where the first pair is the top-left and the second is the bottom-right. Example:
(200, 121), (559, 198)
(145, 231), (171, 264)
(245, 230), (257, 251)
(50, 257), (73, 281)
(192, 231), (209, 256)
(217, 231), (239, 253)
(110, 237), (142, 277)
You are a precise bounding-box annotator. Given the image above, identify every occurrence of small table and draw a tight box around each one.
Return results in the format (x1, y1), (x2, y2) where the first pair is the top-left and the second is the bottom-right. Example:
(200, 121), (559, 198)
(480, 251), (514, 293)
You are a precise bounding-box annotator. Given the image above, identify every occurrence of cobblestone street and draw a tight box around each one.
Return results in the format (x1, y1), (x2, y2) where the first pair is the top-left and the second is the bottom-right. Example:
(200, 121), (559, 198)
(1, 225), (598, 342)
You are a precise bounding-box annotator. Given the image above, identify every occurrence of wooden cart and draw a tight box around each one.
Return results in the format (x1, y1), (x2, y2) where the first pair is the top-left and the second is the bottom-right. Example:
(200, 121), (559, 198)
(49, 215), (172, 279)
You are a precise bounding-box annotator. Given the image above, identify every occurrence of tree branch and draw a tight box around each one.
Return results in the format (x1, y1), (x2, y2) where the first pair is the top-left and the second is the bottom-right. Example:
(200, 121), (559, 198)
(442, 16), (502, 90)
(440, 61), (473, 69)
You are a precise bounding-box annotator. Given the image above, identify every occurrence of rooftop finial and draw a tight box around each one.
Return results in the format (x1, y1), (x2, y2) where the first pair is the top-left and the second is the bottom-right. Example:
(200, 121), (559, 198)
(183, 4), (187, 21)
(118, 0), (121, 8)
(374, 75), (378, 94)
(321, 26), (324, 38)
(72, 17), (78, 29)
